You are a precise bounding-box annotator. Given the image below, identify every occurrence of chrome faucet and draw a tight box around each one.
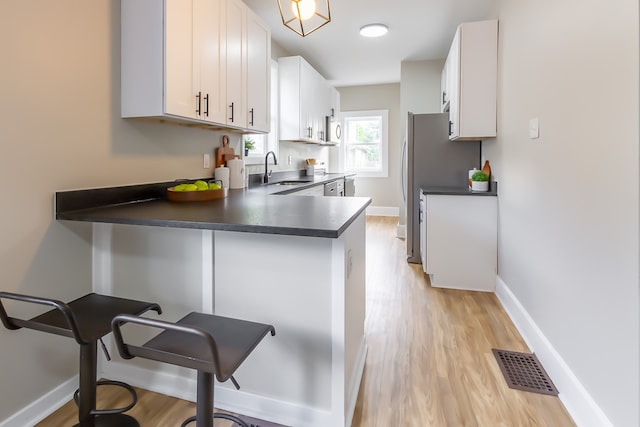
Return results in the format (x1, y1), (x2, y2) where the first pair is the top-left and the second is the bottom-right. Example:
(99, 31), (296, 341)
(263, 151), (278, 184)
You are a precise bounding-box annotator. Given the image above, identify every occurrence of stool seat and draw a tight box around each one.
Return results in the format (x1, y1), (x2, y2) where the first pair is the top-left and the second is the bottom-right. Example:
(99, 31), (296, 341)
(0, 291), (162, 427)
(112, 311), (275, 427)
(23, 293), (162, 343)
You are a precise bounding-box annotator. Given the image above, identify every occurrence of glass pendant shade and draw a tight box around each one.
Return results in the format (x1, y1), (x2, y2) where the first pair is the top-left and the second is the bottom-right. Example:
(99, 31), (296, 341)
(278, 0), (331, 37)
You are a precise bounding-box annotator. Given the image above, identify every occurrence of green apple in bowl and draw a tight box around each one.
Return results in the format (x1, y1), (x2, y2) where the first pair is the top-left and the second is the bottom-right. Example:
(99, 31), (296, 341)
(194, 180), (209, 191)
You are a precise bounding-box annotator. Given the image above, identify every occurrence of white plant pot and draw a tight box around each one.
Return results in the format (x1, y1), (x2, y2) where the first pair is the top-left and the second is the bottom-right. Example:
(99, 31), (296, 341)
(471, 181), (489, 192)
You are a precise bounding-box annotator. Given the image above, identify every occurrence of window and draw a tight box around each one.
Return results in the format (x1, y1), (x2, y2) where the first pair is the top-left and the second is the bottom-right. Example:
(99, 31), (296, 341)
(342, 110), (388, 177)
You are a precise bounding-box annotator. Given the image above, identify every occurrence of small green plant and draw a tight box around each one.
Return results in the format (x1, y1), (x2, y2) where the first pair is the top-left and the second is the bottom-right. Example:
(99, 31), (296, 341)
(471, 171), (489, 182)
(244, 138), (256, 151)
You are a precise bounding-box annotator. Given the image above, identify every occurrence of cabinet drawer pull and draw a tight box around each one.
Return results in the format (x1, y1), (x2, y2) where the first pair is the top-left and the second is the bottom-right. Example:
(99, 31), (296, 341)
(228, 102), (234, 122)
(196, 92), (202, 116)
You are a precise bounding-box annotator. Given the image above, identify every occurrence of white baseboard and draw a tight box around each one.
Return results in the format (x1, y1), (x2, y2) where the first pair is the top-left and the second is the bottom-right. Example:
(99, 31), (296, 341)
(495, 276), (613, 427)
(103, 360), (332, 426)
(345, 339), (367, 427)
(0, 376), (77, 427)
(102, 350), (367, 427)
(365, 206), (399, 217)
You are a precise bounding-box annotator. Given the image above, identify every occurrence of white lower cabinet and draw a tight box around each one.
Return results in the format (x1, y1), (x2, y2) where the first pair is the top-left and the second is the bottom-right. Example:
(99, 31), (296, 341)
(419, 193), (427, 272)
(287, 184), (325, 196)
(424, 194), (497, 291)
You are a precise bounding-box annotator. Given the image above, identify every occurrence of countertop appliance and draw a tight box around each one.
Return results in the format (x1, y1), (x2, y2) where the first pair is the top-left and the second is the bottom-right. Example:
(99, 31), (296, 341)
(403, 112), (481, 264)
(325, 115), (341, 144)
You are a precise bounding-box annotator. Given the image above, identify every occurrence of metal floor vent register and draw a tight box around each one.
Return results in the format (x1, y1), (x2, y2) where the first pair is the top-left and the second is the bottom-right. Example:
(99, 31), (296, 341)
(492, 349), (559, 396)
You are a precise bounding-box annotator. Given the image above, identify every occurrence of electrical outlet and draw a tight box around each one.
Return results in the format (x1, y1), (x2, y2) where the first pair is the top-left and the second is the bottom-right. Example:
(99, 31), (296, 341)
(203, 153), (211, 168)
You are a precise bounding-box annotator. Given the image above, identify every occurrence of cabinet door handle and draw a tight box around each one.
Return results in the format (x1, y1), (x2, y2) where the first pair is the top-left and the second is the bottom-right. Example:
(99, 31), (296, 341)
(196, 92), (201, 116)
(228, 102), (234, 122)
(442, 91), (447, 104)
(204, 94), (209, 117)
(249, 108), (254, 126)
(449, 120), (453, 136)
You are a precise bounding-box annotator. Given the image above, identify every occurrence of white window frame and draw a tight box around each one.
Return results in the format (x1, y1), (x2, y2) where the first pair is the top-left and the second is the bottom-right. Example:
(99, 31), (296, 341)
(341, 109), (388, 178)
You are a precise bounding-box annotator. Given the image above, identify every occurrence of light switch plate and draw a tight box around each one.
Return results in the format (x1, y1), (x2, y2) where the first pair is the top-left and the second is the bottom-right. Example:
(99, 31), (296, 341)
(529, 118), (540, 139)
(203, 153), (211, 168)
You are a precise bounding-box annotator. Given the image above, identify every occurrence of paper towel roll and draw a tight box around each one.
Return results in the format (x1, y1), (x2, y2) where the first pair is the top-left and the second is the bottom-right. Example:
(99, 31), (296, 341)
(214, 166), (230, 188)
(228, 158), (245, 189)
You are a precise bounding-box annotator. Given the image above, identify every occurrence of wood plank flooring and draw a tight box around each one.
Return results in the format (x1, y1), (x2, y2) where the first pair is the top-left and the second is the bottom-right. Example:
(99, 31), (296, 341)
(37, 216), (575, 427)
(351, 216), (574, 427)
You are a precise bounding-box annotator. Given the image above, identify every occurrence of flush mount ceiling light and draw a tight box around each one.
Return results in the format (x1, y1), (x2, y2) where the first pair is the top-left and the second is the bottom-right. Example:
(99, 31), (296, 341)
(277, 0), (331, 37)
(359, 23), (388, 38)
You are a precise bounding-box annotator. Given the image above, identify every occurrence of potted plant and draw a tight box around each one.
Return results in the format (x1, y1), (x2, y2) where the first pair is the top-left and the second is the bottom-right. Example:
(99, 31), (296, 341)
(244, 138), (255, 156)
(471, 171), (489, 192)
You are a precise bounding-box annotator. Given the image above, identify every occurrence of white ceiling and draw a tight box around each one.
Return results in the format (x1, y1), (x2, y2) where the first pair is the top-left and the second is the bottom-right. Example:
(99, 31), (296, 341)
(243, 0), (496, 87)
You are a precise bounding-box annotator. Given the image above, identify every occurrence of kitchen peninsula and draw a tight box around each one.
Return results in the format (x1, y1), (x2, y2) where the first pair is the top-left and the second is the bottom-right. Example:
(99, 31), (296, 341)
(55, 177), (370, 427)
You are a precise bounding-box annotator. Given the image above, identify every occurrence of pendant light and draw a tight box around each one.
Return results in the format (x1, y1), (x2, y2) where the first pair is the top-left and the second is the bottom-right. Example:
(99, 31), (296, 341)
(277, 0), (331, 37)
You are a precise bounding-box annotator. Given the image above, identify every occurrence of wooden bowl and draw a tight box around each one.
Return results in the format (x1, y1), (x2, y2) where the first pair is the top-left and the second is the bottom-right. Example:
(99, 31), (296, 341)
(166, 187), (225, 202)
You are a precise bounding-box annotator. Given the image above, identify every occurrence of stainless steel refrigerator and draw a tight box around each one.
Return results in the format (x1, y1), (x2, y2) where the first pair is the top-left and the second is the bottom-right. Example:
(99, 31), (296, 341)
(402, 112), (481, 263)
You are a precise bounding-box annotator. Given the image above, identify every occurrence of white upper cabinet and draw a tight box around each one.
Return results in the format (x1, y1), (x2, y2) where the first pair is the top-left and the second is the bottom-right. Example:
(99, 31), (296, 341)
(330, 86), (340, 120)
(278, 56), (332, 144)
(121, 0), (270, 133)
(164, 0), (195, 119)
(195, 0), (227, 124)
(442, 19), (498, 141)
(225, 0), (247, 129)
(246, 6), (271, 133)
(440, 55), (450, 113)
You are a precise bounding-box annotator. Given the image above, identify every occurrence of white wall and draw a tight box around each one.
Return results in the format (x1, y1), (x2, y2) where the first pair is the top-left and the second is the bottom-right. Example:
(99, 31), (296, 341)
(484, 1), (639, 426)
(0, 1), (233, 422)
(400, 59), (445, 117)
(338, 84), (401, 209)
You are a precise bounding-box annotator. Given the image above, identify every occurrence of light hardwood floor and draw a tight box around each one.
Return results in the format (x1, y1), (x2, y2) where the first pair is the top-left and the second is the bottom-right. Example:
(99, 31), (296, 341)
(37, 216), (575, 426)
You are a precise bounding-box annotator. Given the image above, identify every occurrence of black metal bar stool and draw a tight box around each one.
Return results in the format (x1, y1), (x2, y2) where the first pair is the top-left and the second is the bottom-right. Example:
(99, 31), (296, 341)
(111, 311), (275, 427)
(0, 291), (162, 427)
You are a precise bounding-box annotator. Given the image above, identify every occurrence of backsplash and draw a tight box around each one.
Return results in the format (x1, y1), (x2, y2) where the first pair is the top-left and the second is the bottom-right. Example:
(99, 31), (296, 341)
(245, 141), (330, 175)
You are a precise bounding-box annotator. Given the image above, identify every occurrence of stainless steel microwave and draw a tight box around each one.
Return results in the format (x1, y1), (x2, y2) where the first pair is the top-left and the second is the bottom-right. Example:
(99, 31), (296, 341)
(325, 116), (341, 144)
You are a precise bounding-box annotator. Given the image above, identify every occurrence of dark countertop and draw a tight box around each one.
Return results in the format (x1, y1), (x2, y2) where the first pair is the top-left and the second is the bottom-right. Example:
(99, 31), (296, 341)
(421, 181), (498, 197)
(55, 173), (369, 239)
